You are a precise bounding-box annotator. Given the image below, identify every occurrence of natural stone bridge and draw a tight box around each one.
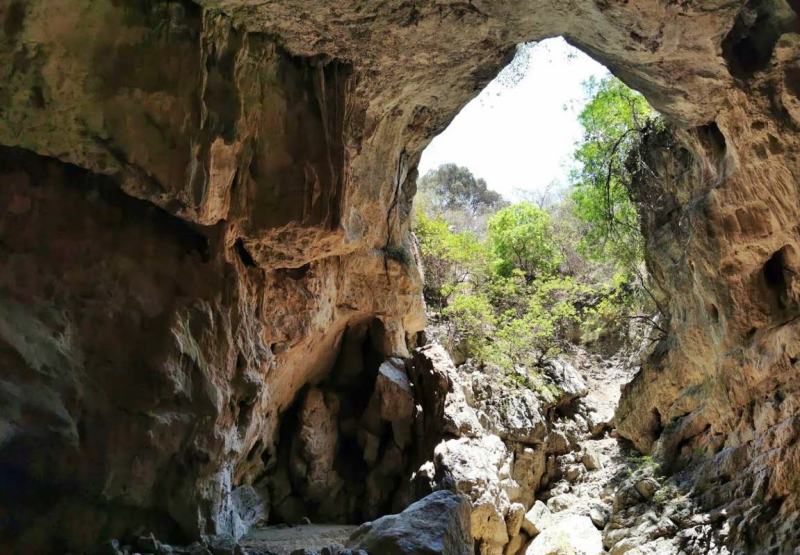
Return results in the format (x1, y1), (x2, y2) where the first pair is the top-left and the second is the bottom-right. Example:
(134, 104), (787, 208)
(1, 1), (799, 552)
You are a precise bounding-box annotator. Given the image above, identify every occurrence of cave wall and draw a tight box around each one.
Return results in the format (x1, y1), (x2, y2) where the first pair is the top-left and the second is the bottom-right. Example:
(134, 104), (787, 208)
(615, 30), (800, 551)
(1, 0), (799, 552)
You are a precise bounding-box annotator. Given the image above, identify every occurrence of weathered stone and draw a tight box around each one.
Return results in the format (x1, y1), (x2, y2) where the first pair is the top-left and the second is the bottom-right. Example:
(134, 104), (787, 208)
(634, 478), (660, 500)
(544, 359), (589, 406)
(346, 490), (472, 555)
(589, 505), (610, 530)
(4, 0), (800, 552)
(432, 435), (516, 549)
(504, 532), (529, 555)
(565, 465), (584, 483)
(525, 515), (603, 555)
(205, 534), (236, 555)
(521, 500), (552, 537)
(230, 485), (268, 540)
(510, 446), (546, 508)
(582, 449), (604, 471)
(506, 502), (526, 538)
(547, 431), (571, 455)
(376, 361), (414, 421)
(547, 494), (579, 513)
(290, 388), (343, 503)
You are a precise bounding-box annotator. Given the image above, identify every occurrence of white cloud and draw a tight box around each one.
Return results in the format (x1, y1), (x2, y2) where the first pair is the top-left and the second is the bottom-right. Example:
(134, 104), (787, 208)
(419, 37), (609, 200)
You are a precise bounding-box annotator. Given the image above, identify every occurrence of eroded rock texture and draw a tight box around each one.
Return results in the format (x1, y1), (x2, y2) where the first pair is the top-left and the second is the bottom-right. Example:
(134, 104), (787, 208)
(1, 0), (799, 552)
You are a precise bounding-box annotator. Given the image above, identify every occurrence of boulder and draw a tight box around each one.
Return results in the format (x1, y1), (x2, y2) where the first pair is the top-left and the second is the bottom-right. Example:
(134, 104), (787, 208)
(544, 359), (588, 406)
(525, 515), (603, 555)
(432, 435), (516, 549)
(510, 447), (546, 507)
(376, 360), (414, 421)
(521, 501), (552, 536)
(582, 449), (603, 471)
(547, 494), (578, 513)
(468, 372), (547, 444)
(634, 477), (660, 500)
(504, 532), (529, 555)
(290, 388), (343, 502)
(230, 485), (268, 540)
(346, 490), (472, 554)
(506, 502), (527, 538)
(589, 504), (610, 529)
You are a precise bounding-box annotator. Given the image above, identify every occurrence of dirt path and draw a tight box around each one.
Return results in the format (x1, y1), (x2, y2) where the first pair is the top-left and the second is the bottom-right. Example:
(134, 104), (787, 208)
(241, 524), (358, 555)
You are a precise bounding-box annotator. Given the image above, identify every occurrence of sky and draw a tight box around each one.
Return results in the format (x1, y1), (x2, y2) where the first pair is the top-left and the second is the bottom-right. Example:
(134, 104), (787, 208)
(418, 37), (609, 201)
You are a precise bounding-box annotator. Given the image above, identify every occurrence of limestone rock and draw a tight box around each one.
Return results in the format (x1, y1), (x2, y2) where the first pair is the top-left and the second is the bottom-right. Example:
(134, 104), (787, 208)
(524, 515), (603, 555)
(582, 449), (604, 471)
(346, 490), (472, 555)
(547, 494), (579, 514)
(522, 501), (552, 537)
(4, 0), (800, 552)
(230, 486), (269, 540)
(376, 360), (414, 422)
(634, 478), (660, 500)
(543, 360), (589, 406)
(588, 505), (610, 530)
(290, 388), (343, 503)
(506, 502), (527, 538)
(432, 435), (516, 551)
(468, 370), (547, 445)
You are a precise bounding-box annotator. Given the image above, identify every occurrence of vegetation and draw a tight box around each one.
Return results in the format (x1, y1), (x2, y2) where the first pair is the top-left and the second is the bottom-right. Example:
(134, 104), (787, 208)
(413, 76), (661, 387)
(570, 76), (656, 276)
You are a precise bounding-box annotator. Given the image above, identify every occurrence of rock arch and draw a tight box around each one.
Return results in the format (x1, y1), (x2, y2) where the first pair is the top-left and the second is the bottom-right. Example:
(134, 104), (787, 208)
(1, 0), (800, 551)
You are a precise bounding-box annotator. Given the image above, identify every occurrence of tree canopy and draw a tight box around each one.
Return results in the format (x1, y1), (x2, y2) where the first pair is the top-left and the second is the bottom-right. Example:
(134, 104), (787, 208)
(417, 163), (506, 215)
(569, 76), (655, 275)
(487, 202), (562, 281)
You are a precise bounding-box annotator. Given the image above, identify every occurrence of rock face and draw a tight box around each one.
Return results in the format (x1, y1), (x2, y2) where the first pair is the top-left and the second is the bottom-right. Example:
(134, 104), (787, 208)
(1, 0), (800, 553)
(613, 23), (800, 553)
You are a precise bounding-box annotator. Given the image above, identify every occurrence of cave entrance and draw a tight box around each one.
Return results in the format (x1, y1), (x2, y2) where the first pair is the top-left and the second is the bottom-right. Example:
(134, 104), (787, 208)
(415, 36), (660, 368)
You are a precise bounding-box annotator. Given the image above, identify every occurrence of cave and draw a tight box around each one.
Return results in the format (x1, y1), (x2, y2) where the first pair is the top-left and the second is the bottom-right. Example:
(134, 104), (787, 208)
(2, 1), (800, 554)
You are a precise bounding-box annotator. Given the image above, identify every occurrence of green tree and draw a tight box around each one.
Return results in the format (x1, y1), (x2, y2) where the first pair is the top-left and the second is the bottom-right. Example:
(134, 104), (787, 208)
(414, 211), (489, 307)
(570, 76), (655, 275)
(417, 164), (506, 216)
(487, 202), (562, 281)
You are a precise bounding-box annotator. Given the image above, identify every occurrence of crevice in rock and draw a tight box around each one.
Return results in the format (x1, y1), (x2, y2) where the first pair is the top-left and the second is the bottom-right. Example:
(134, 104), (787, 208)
(261, 318), (410, 525)
(722, 0), (797, 79)
(275, 263), (311, 280)
(234, 238), (257, 268)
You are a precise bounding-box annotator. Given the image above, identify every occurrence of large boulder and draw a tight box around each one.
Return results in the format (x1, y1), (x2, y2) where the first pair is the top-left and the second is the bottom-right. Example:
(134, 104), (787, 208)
(524, 515), (603, 555)
(376, 359), (414, 422)
(346, 490), (472, 555)
(543, 360), (588, 407)
(468, 366), (547, 445)
(432, 435), (517, 553)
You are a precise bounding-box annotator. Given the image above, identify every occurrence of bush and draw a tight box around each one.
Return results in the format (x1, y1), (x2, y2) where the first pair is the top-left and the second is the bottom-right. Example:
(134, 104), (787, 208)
(487, 202), (563, 281)
(441, 291), (495, 359)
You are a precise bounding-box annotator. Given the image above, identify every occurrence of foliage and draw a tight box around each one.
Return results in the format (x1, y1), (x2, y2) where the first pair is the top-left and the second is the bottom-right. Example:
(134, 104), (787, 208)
(487, 202), (563, 281)
(441, 290), (495, 358)
(487, 277), (584, 369)
(569, 76), (655, 276)
(414, 211), (489, 307)
(412, 77), (660, 390)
